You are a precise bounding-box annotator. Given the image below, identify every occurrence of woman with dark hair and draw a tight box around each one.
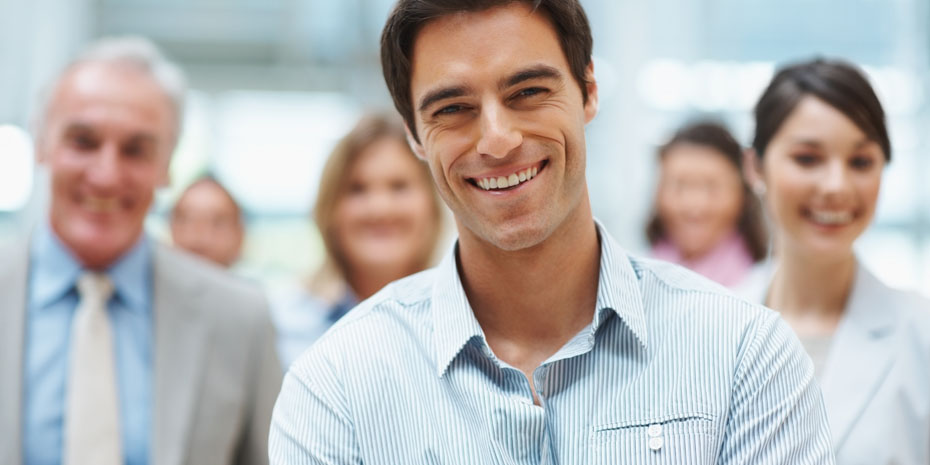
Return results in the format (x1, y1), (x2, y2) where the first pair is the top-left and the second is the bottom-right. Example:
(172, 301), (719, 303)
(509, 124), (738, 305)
(740, 57), (930, 464)
(272, 113), (446, 369)
(646, 121), (767, 287)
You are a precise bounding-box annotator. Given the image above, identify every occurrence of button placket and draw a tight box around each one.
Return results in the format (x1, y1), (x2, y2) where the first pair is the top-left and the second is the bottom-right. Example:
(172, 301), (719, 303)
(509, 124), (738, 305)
(647, 423), (663, 452)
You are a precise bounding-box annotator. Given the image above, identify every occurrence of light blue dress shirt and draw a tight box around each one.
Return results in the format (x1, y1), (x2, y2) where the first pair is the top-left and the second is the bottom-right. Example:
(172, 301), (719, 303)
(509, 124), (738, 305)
(269, 223), (834, 464)
(23, 225), (153, 465)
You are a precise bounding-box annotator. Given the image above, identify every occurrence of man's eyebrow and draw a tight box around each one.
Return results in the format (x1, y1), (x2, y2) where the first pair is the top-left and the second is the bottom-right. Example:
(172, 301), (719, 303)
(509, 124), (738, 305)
(418, 86), (470, 113)
(500, 65), (563, 91)
(126, 133), (157, 145)
(62, 122), (96, 135)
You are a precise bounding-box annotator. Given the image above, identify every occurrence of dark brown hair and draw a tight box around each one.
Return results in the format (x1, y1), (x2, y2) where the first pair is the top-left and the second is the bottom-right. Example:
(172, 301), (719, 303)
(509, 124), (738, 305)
(646, 121), (769, 262)
(752, 57), (891, 161)
(380, 0), (593, 143)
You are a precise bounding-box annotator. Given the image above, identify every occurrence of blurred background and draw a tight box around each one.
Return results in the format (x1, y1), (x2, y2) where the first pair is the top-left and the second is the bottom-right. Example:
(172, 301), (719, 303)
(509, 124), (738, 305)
(0, 0), (927, 295)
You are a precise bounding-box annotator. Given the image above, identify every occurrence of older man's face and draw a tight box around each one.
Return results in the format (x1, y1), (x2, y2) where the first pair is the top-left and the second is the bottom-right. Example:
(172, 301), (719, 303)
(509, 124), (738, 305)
(39, 62), (176, 269)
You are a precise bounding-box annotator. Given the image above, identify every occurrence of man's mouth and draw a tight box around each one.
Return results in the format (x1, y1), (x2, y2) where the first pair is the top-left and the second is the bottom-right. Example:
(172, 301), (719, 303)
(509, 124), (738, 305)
(81, 195), (121, 213)
(470, 161), (547, 191)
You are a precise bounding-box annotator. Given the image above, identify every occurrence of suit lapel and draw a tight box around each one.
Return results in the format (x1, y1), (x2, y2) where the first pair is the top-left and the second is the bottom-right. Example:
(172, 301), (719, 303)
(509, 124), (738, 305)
(151, 244), (211, 465)
(820, 264), (896, 451)
(0, 239), (30, 465)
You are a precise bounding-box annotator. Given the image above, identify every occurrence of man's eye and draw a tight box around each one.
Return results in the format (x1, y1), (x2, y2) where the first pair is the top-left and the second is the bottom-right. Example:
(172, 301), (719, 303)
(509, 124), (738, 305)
(70, 134), (98, 151)
(123, 144), (150, 158)
(434, 104), (464, 116)
(515, 87), (546, 98)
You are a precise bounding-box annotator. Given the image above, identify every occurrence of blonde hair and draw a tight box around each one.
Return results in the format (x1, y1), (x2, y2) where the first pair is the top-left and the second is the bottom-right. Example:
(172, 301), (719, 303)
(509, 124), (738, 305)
(309, 112), (444, 300)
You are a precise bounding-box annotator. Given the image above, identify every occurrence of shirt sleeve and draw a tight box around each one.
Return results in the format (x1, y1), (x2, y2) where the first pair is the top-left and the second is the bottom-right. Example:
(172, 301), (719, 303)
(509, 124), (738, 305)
(268, 353), (362, 465)
(718, 311), (836, 464)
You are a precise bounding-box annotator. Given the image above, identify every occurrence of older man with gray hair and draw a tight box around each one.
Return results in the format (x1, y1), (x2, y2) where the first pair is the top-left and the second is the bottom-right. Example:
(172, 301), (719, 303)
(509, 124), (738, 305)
(0, 36), (281, 465)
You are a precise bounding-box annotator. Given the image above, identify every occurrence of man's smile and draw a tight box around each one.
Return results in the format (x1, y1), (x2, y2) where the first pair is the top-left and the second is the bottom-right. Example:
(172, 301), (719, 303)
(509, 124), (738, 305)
(468, 160), (548, 191)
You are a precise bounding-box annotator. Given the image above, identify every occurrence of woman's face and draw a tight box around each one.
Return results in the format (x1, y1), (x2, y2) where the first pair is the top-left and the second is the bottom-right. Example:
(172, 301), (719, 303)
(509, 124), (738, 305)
(334, 136), (438, 276)
(757, 95), (885, 260)
(657, 143), (744, 259)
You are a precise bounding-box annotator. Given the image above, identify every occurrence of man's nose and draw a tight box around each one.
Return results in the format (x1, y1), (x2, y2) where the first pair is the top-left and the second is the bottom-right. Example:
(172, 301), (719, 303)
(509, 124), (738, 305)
(86, 144), (122, 188)
(475, 103), (522, 159)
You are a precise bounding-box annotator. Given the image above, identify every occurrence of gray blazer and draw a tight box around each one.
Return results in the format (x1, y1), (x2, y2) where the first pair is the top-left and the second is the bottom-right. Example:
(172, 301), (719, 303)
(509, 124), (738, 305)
(0, 238), (282, 465)
(738, 261), (930, 465)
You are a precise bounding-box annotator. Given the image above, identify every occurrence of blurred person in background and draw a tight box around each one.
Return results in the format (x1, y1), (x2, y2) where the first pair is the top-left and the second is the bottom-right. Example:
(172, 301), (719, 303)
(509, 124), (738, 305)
(741, 57), (930, 465)
(170, 176), (245, 268)
(0, 36), (280, 465)
(271, 112), (445, 368)
(646, 121), (768, 287)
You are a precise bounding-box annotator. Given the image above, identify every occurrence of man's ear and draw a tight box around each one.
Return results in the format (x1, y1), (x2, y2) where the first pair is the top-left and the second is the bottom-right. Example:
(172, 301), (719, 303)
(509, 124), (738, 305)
(583, 61), (598, 123)
(742, 148), (766, 196)
(404, 124), (427, 161)
(155, 152), (176, 187)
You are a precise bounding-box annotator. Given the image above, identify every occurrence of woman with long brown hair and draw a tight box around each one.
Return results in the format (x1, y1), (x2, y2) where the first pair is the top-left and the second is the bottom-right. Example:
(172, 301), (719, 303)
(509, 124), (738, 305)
(272, 113), (445, 368)
(646, 121), (767, 287)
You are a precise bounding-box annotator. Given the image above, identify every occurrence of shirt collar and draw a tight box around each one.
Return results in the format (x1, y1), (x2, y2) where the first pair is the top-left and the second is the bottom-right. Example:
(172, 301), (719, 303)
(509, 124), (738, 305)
(29, 222), (152, 313)
(106, 233), (152, 314)
(29, 223), (83, 309)
(430, 219), (648, 377)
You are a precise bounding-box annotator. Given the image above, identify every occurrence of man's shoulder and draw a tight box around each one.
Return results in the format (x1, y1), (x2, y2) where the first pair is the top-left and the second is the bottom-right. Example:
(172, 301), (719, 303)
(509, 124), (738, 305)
(153, 243), (268, 319)
(626, 255), (780, 351)
(0, 235), (30, 278)
(631, 255), (768, 312)
(287, 268), (437, 373)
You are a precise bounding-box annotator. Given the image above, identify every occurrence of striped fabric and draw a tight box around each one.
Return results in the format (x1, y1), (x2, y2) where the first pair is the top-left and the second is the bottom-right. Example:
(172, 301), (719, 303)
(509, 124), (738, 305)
(269, 224), (835, 464)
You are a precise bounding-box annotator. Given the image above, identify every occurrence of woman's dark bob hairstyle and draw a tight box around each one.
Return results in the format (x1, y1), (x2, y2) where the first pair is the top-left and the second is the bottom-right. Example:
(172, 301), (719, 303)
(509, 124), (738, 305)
(752, 57), (891, 162)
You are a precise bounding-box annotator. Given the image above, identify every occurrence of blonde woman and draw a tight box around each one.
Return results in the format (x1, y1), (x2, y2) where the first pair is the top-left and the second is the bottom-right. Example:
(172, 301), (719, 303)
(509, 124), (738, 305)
(741, 58), (930, 464)
(273, 113), (445, 368)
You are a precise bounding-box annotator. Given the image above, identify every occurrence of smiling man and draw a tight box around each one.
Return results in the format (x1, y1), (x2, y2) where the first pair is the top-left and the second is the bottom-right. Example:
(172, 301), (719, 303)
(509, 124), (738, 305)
(0, 37), (280, 465)
(269, 1), (834, 463)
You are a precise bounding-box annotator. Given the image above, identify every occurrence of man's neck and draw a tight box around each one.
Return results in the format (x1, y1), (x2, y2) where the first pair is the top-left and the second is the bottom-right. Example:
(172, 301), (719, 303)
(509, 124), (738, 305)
(456, 200), (601, 380)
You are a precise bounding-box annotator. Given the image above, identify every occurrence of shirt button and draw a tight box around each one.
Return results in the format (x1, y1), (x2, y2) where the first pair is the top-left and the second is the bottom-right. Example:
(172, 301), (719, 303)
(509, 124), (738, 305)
(647, 424), (662, 437)
(648, 436), (664, 451)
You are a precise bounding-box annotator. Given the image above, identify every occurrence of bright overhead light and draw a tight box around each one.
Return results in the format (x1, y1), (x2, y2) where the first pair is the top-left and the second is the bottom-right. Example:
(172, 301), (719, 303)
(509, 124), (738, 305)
(0, 125), (34, 212)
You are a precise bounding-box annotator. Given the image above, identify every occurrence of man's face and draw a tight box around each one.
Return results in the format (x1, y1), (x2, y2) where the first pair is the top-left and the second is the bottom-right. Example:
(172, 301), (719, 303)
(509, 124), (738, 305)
(39, 62), (175, 269)
(170, 181), (244, 268)
(408, 3), (598, 252)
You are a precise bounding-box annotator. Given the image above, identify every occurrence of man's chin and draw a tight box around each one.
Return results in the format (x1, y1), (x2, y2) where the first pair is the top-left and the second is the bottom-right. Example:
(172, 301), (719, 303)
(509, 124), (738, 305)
(471, 222), (551, 253)
(61, 228), (140, 268)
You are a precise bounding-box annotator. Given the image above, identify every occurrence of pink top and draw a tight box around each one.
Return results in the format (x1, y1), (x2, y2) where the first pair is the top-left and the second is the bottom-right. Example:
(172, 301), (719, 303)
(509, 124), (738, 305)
(651, 231), (755, 288)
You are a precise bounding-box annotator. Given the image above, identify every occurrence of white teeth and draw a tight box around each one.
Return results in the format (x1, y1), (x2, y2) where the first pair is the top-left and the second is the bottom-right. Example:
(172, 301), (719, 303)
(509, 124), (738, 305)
(810, 210), (853, 225)
(476, 166), (541, 191)
(84, 196), (118, 212)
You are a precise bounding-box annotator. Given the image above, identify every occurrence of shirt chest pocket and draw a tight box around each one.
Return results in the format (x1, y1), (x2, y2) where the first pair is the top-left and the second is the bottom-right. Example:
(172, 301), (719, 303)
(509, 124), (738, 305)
(589, 413), (719, 465)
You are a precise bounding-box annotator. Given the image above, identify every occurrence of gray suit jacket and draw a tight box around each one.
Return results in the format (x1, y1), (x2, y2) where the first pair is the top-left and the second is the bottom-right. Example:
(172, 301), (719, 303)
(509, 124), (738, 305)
(0, 237), (282, 465)
(738, 261), (930, 464)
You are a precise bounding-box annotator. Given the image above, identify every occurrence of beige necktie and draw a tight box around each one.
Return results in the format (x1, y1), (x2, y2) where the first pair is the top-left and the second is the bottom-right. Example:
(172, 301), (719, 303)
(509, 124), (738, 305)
(64, 272), (122, 465)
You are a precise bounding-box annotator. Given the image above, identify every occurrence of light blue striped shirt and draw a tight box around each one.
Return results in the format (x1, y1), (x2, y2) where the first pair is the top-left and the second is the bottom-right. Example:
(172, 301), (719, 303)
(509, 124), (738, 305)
(270, 224), (834, 464)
